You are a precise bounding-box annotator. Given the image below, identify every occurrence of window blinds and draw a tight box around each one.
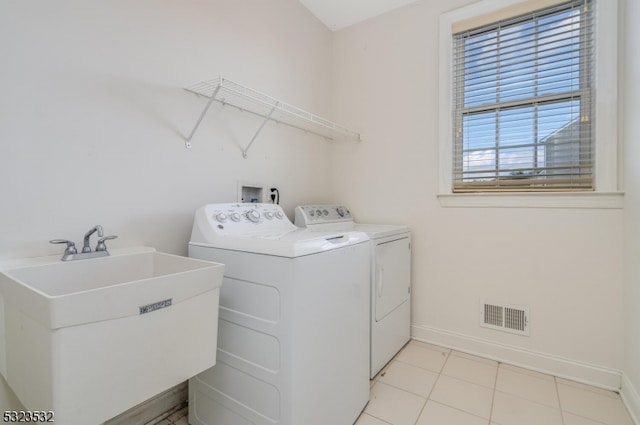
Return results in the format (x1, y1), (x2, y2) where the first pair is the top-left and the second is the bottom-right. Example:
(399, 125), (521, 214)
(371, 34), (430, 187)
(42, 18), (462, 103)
(452, 0), (594, 192)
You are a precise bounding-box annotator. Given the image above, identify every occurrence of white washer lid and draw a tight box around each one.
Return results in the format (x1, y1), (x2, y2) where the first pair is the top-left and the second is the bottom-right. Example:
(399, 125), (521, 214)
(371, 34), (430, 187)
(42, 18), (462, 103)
(190, 228), (370, 257)
(190, 203), (370, 257)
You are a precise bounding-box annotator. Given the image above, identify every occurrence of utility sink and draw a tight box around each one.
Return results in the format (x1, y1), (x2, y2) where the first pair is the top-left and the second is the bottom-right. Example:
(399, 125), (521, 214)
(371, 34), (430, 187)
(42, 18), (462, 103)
(0, 247), (224, 425)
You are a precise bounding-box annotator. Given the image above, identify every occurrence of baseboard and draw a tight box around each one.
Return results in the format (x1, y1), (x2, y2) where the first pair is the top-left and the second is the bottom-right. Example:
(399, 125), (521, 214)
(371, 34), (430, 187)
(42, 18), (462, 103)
(411, 324), (622, 391)
(621, 374), (640, 425)
(103, 382), (187, 425)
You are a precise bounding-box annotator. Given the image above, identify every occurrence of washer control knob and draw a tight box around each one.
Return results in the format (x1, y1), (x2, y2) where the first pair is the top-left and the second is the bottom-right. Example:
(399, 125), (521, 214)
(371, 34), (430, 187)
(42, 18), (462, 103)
(246, 210), (261, 223)
(322, 209), (329, 216)
(230, 213), (241, 222)
(337, 206), (350, 217)
(275, 211), (284, 219)
(315, 209), (323, 218)
(309, 209), (315, 217)
(265, 211), (274, 220)
(215, 213), (228, 223)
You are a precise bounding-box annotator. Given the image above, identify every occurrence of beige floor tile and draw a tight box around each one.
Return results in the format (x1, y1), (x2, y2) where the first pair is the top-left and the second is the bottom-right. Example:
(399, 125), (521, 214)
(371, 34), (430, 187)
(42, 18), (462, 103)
(355, 412), (392, 425)
(395, 342), (449, 373)
(495, 365), (559, 408)
(557, 377), (621, 399)
(492, 391), (563, 425)
(429, 375), (494, 419)
(499, 363), (555, 381)
(563, 411), (610, 425)
(416, 400), (489, 425)
(409, 340), (452, 355)
(365, 382), (427, 425)
(450, 350), (499, 367)
(557, 382), (634, 425)
(441, 353), (497, 388)
(370, 376), (380, 388)
(379, 360), (439, 397)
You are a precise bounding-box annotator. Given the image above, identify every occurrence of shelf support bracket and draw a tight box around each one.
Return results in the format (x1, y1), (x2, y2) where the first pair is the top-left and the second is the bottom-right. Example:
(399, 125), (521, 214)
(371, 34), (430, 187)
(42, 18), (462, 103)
(242, 102), (279, 159)
(185, 84), (222, 149)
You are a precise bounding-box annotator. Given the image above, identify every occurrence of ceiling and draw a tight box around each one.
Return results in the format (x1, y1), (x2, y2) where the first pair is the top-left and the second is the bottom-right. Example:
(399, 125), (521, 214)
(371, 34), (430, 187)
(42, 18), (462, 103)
(298, 0), (420, 31)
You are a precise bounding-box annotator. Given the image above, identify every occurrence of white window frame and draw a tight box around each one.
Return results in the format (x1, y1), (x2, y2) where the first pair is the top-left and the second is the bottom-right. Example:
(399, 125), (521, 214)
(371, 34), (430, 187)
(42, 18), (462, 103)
(438, 0), (622, 208)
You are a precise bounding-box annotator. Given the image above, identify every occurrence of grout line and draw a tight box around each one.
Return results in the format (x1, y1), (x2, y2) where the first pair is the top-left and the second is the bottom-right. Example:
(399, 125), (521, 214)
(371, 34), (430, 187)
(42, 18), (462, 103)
(487, 361), (500, 425)
(411, 369), (440, 424)
(555, 376), (566, 425)
(411, 347), (503, 424)
(411, 347), (450, 425)
(424, 399), (494, 424)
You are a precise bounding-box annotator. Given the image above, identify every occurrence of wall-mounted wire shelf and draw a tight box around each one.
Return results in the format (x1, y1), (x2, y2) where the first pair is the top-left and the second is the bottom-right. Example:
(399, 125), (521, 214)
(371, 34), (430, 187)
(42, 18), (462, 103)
(184, 76), (361, 157)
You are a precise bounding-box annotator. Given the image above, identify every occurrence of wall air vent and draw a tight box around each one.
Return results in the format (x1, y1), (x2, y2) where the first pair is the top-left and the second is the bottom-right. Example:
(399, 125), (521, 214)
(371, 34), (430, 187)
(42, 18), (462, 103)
(480, 301), (530, 336)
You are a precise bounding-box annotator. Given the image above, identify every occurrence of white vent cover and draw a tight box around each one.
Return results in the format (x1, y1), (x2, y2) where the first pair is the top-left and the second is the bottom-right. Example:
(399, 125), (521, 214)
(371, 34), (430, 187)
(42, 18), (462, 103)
(480, 301), (530, 336)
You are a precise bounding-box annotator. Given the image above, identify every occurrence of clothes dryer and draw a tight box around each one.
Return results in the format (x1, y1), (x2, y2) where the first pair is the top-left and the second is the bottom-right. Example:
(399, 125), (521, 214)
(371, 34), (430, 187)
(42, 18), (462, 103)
(295, 205), (411, 378)
(188, 203), (370, 425)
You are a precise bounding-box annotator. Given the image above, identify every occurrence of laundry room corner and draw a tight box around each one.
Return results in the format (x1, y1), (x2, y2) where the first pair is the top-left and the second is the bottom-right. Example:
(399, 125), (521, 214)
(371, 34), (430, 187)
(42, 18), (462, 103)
(329, 0), (627, 391)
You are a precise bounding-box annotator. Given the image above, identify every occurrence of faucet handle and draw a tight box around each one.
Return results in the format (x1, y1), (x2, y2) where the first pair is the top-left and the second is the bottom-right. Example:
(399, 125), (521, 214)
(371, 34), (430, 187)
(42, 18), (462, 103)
(95, 235), (118, 252)
(49, 239), (78, 255)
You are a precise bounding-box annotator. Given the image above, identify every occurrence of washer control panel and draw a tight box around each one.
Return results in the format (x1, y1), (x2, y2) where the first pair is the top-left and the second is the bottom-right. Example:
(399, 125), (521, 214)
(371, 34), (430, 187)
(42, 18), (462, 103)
(201, 203), (293, 235)
(294, 205), (354, 226)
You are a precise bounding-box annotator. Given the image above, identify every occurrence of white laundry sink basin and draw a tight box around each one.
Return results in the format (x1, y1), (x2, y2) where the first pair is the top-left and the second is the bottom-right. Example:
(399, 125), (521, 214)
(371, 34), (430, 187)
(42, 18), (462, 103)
(0, 247), (224, 425)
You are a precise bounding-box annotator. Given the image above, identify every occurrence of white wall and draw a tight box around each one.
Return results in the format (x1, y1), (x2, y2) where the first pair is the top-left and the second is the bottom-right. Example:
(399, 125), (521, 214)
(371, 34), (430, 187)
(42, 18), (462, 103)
(0, 0), (336, 411)
(622, 0), (640, 420)
(0, 0), (335, 261)
(331, 0), (626, 388)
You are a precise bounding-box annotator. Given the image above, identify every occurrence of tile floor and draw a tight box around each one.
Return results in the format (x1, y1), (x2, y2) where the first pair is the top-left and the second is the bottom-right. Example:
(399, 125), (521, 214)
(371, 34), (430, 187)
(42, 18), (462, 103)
(357, 340), (635, 425)
(161, 340), (635, 425)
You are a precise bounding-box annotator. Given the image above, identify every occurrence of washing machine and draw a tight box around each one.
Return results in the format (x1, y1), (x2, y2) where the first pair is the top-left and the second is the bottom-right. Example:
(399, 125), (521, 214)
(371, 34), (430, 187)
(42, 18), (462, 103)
(295, 205), (411, 378)
(188, 203), (371, 425)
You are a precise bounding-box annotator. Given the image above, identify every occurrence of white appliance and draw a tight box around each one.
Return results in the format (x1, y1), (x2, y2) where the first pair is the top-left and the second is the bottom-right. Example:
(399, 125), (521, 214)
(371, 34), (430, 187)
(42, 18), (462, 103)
(295, 205), (411, 378)
(188, 203), (371, 425)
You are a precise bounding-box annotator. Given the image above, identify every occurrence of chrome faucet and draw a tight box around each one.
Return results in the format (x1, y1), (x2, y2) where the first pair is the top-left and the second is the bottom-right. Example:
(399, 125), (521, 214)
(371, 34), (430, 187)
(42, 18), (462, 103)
(50, 225), (118, 261)
(82, 225), (103, 253)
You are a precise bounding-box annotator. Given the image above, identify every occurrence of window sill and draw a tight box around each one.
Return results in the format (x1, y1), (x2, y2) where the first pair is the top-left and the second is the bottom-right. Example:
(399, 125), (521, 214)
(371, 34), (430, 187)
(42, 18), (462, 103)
(437, 192), (624, 209)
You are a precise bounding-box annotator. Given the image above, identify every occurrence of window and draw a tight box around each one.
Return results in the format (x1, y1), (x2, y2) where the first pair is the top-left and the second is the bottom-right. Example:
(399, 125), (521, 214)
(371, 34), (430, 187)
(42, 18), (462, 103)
(451, 0), (594, 192)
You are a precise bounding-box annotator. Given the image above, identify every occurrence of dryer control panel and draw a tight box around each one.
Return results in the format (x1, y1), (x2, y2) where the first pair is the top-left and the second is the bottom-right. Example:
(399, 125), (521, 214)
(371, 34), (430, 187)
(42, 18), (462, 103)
(294, 205), (354, 226)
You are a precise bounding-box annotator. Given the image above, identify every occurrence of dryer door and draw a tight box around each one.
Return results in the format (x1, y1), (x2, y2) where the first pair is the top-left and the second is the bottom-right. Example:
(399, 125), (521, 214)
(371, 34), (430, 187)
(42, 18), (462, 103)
(374, 236), (411, 321)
